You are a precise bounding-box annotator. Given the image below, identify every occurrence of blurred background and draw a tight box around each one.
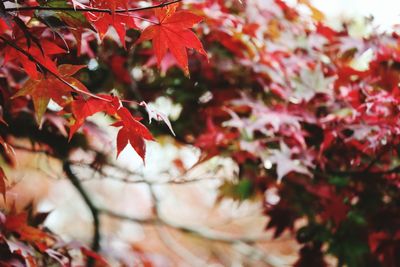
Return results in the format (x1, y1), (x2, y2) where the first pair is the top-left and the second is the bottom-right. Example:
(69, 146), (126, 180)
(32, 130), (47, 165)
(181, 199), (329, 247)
(3, 0), (400, 266)
(312, 0), (400, 31)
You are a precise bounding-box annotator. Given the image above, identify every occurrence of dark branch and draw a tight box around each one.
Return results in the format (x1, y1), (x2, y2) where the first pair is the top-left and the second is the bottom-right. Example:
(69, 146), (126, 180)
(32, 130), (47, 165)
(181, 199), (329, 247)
(4, 0), (181, 13)
(11, 144), (55, 157)
(63, 161), (100, 267)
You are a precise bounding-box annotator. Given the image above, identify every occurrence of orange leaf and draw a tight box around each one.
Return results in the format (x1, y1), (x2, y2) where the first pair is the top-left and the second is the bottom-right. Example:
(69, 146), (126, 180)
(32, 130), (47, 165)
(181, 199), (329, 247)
(12, 64), (87, 127)
(0, 167), (7, 202)
(4, 212), (50, 247)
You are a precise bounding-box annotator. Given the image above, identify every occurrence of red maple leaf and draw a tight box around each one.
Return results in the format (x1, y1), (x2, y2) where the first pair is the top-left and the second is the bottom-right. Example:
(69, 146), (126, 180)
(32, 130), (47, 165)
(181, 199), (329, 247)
(86, 0), (136, 46)
(12, 64), (87, 127)
(0, 17), (11, 34)
(113, 107), (154, 161)
(4, 212), (50, 251)
(136, 3), (207, 75)
(3, 34), (65, 79)
(68, 94), (118, 139)
(68, 95), (155, 161)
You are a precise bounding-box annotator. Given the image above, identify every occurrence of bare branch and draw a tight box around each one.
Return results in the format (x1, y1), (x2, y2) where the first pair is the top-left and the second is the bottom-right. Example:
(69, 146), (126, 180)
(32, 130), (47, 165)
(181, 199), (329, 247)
(63, 161), (100, 267)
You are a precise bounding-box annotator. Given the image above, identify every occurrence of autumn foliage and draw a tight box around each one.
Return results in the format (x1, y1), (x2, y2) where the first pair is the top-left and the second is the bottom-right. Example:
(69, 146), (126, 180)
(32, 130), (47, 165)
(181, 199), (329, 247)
(1, 0), (400, 266)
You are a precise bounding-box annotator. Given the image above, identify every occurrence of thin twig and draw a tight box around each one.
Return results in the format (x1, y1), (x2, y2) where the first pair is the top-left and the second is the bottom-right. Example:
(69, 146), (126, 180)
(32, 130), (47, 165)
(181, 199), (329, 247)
(11, 143), (55, 157)
(72, 160), (222, 185)
(0, 36), (109, 102)
(362, 145), (389, 173)
(78, 171), (218, 185)
(4, 0), (181, 13)
(99, 208), (157, 224)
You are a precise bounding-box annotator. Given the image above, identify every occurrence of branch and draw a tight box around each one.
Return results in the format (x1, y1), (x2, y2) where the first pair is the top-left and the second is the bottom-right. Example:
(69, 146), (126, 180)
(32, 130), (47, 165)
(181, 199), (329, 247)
(72, 160), (220, 185)
(99, 208), (157, 224)
(4, 0), (181, 13)
(79, 171), (218, 185)
(11, 143), (56, 158)
(85, 162), (269, 243)
(63, 161), (100, 267)
(99, 194), (269, 244)
(0, 36), (109, 102)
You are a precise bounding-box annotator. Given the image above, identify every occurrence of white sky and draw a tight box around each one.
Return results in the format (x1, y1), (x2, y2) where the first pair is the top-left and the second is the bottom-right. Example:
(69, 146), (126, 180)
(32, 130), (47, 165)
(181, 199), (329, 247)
(311, 0), (400, 30)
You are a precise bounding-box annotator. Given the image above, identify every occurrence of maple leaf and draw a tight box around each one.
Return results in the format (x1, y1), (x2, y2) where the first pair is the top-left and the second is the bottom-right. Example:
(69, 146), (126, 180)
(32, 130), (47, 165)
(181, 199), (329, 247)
(136, 3), (207, 75)
(68, 95), (155, 162)
(0, 167), (7, 202)
(266, 201), (299, 238)
(294, 244), (328, 267)
(36, 0), (95, 54)
(86, 0), (136, 46)
(0, 17), (11, 34)
(224, 105), (302, 138)
(267, 142), (311, 183)
(110, 55), (132, 84)
(113, 107), (154, 161)
(13, 64), (87, 127)
(3, 36), (65, 79)
(196, 116), (236, 158)
(320, 195), (350, 225)
(139, 101), (175, 136)
(292, 65), (336, 102)
(4, 212), (50, 247)
(68, 94), (118, 139)
(0, 135), (16, 167)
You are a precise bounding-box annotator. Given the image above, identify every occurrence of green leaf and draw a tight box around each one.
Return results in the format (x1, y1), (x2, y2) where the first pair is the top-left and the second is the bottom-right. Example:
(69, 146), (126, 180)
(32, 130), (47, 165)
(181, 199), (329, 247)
(347, 211), (367, 225)
(328, 176), (349, 187)
(219, 179), (255, 201)
(36, 0), (93, 30)
(328, 219), (370, 267)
